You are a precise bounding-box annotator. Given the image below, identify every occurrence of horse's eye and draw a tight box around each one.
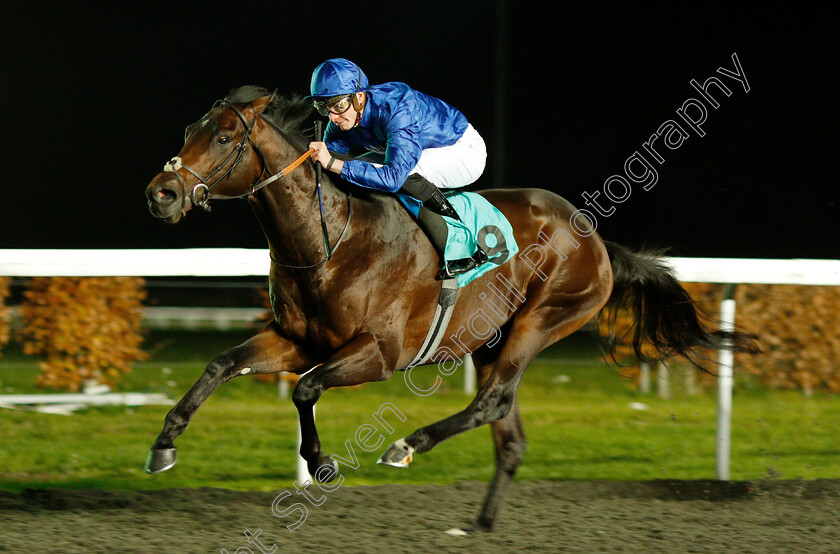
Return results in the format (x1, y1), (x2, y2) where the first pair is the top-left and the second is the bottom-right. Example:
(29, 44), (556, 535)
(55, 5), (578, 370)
(217, 136), (231, 145)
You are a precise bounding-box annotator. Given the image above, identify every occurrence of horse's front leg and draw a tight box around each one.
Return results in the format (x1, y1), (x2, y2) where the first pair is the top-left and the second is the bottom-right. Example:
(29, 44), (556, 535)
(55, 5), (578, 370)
(292, 332), (398, 478)
(144, 322), (313, 473)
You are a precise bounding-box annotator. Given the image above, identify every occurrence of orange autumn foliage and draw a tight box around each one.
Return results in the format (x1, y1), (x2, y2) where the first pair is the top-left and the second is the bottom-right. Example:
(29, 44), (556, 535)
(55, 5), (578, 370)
(734, 284), (840, 394)
(599, 280), (840, 394)
(17, 277), (148, 391)
(0, 277), (11, 358)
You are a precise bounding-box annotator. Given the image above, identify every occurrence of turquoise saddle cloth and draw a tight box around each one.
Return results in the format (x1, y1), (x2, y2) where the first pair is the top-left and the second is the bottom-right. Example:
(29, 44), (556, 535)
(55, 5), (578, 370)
(397, 191), (519, 287)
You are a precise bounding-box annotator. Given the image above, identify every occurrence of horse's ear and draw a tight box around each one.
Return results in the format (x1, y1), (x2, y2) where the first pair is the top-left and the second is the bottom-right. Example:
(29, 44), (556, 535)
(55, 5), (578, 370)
(251, 92), (276, 115)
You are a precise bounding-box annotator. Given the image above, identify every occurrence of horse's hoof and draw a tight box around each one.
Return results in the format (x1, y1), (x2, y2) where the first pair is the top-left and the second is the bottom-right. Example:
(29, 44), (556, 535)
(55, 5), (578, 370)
(144, 447), (177, 474)
(377, 439), (414, 468)
(445, 522), (492, 535)
(309, 455), (339, 483)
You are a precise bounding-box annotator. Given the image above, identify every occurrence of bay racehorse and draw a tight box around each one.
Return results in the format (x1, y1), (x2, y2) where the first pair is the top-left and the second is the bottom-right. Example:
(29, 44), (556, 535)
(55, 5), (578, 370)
(143, 87), (758, 532)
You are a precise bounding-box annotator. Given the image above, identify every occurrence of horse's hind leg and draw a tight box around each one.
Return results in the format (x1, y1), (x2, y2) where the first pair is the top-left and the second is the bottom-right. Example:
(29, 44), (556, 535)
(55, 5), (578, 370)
(380, 285), (604, 466)
(468, 350), (527, 532)
(144, 323), (312, 473)
(381, 244), (611, 466)
(478, 392), (526, 531)
(380, 326), (534, 466)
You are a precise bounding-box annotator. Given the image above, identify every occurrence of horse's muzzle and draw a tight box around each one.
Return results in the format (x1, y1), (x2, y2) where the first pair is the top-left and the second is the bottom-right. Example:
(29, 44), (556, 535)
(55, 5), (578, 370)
(146, 173), (186, 223)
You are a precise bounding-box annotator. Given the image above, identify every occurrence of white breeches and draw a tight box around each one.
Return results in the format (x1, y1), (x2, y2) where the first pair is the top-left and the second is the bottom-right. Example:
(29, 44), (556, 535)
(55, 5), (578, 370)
(410, 124), (487, 189)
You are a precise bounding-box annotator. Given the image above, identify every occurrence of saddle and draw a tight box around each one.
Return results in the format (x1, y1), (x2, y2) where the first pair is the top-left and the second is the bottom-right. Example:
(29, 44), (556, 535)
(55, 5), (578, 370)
(424, 187), (489, 280)
(404, 187), (519, 369)
(399, 174), (518, 284)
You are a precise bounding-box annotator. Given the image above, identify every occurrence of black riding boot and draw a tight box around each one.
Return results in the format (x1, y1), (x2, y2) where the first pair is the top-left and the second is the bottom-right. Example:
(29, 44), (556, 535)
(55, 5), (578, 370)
(417, 207), (489, 280)
(404, 174), (488, 279)
(402, 174), (461, 220)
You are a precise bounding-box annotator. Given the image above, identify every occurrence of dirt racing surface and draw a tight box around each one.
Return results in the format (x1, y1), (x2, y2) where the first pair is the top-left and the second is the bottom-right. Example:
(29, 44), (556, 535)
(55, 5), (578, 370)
(1, 479), (839, 553)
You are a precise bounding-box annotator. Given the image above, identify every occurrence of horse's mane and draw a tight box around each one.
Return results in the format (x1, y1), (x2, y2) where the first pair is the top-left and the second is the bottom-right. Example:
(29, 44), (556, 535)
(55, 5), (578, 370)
(224, 85), (362, 198)
(224, 85), (315, 149)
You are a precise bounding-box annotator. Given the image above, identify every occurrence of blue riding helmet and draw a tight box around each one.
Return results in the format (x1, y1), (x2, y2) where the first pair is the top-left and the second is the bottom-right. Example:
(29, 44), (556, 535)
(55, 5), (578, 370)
(308, 58), (370, 100)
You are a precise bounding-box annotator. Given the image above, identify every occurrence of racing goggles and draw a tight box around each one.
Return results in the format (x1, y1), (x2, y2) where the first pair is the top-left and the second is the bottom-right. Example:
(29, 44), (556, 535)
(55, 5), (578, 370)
(313, 94), (354, 117)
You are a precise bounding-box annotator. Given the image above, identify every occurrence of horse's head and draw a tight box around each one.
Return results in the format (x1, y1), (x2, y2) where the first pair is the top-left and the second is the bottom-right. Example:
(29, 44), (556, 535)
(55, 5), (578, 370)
(145, 94), (274, 223)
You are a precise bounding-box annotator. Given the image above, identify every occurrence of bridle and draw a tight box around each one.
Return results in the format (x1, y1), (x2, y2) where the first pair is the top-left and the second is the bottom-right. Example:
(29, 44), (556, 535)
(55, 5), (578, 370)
(161, 99), (351, 270)
(164, 100), (274, 212)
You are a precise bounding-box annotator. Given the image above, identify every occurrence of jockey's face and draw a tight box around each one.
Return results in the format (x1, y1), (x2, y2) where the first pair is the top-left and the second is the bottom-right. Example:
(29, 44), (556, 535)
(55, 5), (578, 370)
(329, 92), (365, 131)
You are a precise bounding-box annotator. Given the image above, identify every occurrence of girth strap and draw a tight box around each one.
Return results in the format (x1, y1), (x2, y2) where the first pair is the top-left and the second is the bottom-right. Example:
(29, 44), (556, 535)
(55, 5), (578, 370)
(406, 278), (459, 368)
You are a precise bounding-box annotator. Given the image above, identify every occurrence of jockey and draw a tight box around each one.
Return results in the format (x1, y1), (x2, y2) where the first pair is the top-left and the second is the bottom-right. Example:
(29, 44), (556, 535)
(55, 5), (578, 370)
(306, 58), (488, 280)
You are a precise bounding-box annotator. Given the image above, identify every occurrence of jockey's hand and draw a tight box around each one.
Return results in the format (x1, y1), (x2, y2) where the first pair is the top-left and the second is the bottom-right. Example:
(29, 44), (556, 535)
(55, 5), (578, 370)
(308, 142), (343, 174)
(309, 141), (332, 168)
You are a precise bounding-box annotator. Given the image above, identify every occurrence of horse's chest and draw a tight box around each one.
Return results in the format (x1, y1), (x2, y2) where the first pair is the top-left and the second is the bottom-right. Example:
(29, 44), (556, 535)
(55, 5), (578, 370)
(271, 292), (359, 349)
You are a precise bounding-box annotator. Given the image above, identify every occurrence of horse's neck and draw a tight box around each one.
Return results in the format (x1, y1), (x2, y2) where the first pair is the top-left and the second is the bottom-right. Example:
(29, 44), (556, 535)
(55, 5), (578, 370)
(247, 143), (347, 268)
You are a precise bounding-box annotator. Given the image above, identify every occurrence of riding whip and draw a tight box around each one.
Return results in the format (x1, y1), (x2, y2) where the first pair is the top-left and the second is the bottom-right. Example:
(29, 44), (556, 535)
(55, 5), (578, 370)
(314, 121), (332, 259)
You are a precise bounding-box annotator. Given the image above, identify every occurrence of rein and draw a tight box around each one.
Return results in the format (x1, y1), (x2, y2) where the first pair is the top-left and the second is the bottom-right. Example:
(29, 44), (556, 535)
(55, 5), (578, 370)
(269, 193), (352, 270)
(162, 100), (352, 270)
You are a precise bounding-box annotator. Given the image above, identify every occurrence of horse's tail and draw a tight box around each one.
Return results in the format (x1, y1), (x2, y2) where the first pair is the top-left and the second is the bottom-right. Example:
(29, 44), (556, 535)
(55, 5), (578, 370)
(601, 241), (759, 370)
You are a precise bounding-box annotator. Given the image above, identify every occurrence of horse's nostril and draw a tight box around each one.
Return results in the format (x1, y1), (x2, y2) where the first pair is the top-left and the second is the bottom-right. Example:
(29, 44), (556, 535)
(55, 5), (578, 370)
(153, 184), (178, 206)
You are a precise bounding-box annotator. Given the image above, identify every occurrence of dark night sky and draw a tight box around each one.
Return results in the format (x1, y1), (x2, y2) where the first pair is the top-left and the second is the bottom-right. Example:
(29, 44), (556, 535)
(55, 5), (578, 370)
(1, 2), (837, 259)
